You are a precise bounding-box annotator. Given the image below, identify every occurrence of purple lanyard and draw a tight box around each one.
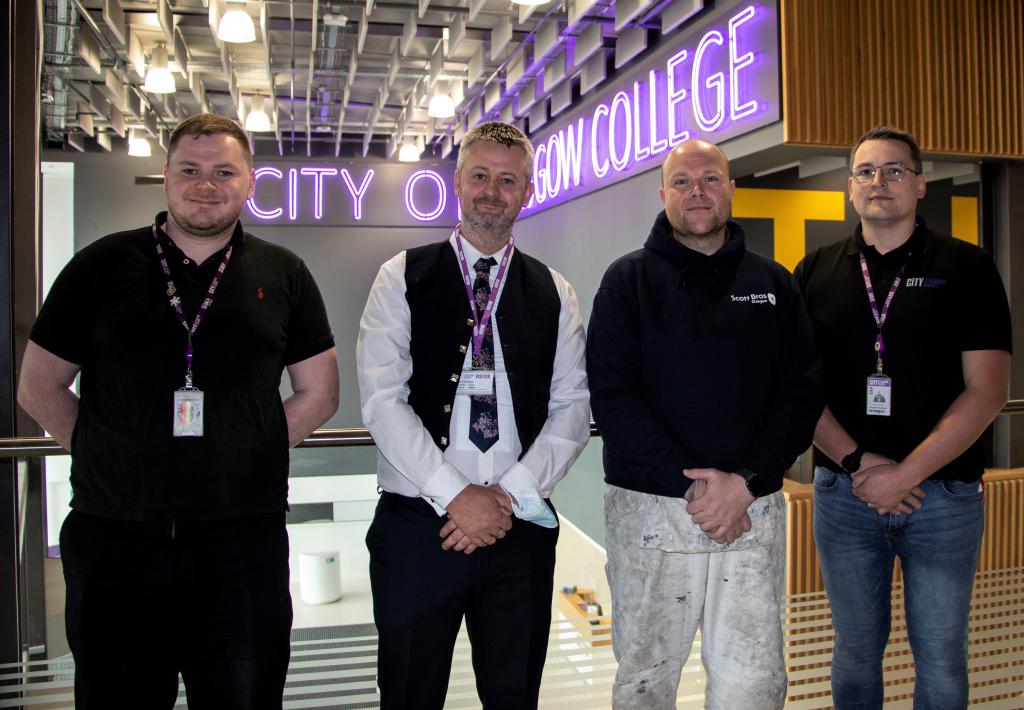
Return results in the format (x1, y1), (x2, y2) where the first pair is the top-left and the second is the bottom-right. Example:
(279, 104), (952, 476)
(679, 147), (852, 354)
(152, 224), (234, 388)
(454, 226), (513, 358)
(858, 250), (911, 373)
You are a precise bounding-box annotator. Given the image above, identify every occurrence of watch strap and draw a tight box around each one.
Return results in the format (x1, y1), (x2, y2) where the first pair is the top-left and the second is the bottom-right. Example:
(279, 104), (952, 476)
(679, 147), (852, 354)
(841, 445), (865, 474)
(736, 467), (764, 498)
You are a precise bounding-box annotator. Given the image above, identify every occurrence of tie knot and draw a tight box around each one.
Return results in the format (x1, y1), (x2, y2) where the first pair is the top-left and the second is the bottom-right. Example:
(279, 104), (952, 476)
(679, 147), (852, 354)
(473, 257), (497, 279)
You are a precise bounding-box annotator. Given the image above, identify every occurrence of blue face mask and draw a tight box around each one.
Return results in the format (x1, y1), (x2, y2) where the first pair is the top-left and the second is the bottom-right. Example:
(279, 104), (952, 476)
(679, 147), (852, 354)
(512, 487), (559, 528)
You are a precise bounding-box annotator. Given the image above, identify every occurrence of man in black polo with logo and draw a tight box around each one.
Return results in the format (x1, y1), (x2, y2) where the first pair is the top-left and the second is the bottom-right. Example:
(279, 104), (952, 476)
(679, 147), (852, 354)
(17, 113), (339, 709)
(794, 125), (1011, 709)
(357, 121), (589, 709)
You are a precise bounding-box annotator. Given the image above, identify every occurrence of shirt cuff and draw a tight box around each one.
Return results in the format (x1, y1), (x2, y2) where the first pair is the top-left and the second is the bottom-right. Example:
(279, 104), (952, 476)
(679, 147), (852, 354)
(421, 462), (472, 514)
(497, 462), (542, 499)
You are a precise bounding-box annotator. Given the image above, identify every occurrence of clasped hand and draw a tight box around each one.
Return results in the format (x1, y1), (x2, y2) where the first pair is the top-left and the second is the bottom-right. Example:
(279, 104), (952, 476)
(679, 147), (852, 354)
(683, 468), (754, 545)
(439, 484), (514, 554)
(851, 453), (925, 515)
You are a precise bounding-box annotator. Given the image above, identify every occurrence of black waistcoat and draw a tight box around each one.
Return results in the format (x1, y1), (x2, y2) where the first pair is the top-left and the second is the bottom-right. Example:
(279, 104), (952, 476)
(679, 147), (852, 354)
(404, 241), (560, 455)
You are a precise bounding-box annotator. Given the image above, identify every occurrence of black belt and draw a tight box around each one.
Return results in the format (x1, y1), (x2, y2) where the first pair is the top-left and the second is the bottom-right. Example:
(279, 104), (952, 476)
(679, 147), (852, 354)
(379, 491), (438, 516)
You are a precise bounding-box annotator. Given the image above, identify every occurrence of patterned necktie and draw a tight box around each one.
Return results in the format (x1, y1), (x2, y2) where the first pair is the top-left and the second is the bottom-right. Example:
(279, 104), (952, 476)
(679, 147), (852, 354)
(469, 256), (499, 452)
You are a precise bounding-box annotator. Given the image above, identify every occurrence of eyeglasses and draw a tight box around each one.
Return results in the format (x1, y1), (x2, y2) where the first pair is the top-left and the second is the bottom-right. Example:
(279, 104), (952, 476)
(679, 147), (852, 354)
(850, 162), (921, 183)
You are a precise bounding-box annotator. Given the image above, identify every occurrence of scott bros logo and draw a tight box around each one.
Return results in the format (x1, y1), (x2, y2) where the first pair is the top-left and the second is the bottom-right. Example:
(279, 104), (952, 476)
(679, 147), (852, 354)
(731, 292), (776, 305)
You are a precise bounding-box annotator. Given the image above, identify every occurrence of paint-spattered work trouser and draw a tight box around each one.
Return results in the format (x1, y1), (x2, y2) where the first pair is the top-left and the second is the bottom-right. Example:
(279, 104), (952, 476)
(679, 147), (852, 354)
(605, 484), (787, 710)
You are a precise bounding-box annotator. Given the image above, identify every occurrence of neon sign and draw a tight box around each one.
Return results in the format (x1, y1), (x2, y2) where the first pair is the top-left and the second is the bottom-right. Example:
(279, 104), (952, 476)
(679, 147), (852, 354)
(404, 170), (447, 221)
(244, 163), (457, 226)
(523, 1), (779, 215)
(242, 1), (775, 226)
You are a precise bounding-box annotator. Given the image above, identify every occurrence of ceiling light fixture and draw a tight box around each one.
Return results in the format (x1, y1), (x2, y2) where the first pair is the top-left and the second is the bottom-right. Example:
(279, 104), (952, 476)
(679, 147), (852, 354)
(398, 138), (421, 162)
(218, 3), (257, 43)
(427, 94), (455, 118)
(244, 94), (273, 132)
(127, 128), (152, 157)
(427, 82), (455, 118)
(512, 0), (550, 6)
(143, 43), (176, 94)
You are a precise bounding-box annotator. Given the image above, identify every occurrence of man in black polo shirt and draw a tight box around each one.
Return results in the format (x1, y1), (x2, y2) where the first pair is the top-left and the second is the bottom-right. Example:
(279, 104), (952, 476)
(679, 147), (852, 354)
(17, 114), (339, 709)
(794, 125), (1011, 709)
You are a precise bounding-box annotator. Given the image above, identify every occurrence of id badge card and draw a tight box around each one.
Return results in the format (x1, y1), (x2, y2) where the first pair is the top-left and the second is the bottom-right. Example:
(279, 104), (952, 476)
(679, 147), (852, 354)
(456, 370), (495, 396)
(866, 375), (892, 417)
(173, 388), (204, 436)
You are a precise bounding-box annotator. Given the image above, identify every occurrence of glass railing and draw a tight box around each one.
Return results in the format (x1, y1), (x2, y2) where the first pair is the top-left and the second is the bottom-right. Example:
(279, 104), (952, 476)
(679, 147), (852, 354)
(8, 398), (1024, 457)
(1, 404), (1021, 708)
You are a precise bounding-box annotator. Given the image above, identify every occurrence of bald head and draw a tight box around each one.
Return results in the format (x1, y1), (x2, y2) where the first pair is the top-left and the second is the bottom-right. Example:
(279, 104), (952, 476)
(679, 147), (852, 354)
(661, 140), (730, 186)
(658, 138), (735, 254)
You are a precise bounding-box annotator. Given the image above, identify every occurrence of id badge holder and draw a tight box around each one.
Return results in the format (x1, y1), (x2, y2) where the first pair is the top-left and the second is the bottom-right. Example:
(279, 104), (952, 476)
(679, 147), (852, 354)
(173, 388), (204, 436)
(866, 375), (892, 417)
(456, 370), (495, 396)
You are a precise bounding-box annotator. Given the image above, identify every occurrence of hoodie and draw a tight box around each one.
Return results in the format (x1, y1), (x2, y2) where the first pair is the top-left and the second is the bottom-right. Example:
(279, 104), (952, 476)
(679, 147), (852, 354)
(587, 211), (824, 498)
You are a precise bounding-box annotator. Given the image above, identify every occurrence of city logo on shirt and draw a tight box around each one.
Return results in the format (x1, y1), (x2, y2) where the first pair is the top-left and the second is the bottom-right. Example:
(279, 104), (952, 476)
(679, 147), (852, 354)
(730, 292), (777, 305)
(904, 277), (947, 288)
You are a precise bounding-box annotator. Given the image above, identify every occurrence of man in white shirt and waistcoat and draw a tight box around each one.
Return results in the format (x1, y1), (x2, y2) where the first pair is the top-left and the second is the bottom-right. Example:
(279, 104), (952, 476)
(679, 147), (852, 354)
(356, 121), (590, 710)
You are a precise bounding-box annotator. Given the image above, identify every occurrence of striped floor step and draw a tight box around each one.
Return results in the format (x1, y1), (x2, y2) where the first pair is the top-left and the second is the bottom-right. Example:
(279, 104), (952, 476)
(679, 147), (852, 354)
(2, 569), (1021, 708)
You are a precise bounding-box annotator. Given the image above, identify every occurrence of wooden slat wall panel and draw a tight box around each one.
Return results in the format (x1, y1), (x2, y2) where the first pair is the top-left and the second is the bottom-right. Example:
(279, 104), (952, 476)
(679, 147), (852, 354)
(783, 469), (1024, 596)
(781, 0), (1024, 157)
(979, 470), (1024, 572)
(784, 569), (1024, 708)
(782, 478), (822, 596)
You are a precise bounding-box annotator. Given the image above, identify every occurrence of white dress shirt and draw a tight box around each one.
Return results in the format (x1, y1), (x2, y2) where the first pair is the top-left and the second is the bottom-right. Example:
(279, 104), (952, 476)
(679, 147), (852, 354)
(357, 231), (590, 515)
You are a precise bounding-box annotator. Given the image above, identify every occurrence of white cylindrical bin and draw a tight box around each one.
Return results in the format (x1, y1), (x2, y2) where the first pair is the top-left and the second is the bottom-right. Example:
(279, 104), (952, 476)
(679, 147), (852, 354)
(298, 550), (342, 605)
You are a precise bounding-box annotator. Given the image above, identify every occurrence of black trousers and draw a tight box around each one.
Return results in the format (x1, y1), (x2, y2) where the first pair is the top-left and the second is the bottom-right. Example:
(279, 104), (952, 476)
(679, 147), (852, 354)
(366, 492), (558, 710)
(60, 510), (293, 710)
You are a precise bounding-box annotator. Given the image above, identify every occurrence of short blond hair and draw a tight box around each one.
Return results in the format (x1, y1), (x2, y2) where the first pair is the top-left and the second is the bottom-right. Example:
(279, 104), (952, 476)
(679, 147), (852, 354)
(456, 121), (534, 180)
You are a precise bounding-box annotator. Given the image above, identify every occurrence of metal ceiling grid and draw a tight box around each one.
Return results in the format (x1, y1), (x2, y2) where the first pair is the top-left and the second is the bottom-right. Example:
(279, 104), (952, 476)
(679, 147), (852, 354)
(42, 0), (697, 158)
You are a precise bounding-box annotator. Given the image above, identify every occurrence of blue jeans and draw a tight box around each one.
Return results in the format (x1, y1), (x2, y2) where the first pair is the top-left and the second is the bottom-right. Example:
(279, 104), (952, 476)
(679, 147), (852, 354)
(813, 467), (984, 710)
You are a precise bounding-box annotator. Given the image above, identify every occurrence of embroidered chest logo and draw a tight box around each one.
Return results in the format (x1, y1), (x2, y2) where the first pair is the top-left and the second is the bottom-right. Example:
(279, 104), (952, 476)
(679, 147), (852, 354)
(730, 292), (776, 305)
(257, 287), (265, 300)
(904, 277), (946, 288)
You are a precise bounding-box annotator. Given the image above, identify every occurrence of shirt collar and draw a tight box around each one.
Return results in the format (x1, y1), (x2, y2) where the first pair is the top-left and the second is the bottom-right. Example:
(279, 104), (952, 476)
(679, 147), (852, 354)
(848, 215), (929, 258)
(449, 228), (512, 267)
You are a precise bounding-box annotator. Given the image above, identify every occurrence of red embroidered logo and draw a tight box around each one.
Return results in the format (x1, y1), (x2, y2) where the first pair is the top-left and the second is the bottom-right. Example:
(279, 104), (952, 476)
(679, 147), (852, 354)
(257, 287), (264, 300)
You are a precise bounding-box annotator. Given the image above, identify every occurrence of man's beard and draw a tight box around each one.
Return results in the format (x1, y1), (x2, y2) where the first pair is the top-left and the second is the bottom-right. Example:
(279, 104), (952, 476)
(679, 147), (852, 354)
(463, 199), (514, 237)
(168, 203), (239, 238)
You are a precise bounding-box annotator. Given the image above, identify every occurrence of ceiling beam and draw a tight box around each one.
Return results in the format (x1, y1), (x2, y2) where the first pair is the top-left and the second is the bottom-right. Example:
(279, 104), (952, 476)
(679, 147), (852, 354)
(305, 0), (319, 156)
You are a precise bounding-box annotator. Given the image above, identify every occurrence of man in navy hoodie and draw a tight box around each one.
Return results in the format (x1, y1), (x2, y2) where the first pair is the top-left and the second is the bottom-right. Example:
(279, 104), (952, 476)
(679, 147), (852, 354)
(588, 139), (823, 709)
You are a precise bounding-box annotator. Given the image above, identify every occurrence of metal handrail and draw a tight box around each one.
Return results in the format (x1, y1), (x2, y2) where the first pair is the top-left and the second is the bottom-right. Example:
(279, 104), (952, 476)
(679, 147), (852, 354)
(0, 422), (606, 458)
(5, 393), (1020, 457)
(4, 398), (1024, 458)
(1002, 399), (1024, 414)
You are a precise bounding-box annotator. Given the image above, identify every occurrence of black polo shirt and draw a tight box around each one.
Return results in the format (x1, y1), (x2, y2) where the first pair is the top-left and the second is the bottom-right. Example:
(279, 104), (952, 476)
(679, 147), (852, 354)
(794, 217), (1011, 482)
(30, 212), (335, 521)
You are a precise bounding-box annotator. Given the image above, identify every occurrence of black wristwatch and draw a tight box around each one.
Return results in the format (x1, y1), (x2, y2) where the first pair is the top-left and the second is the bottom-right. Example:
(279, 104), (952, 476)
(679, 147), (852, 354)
(736, 468), (766, 498)
(841, 445), (865, 474)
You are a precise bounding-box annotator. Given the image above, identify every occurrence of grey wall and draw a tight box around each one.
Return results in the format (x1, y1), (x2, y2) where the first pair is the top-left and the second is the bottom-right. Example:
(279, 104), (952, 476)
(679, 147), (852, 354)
(48, 150), (455, 480)
(994, 162), (1024, 467)
(514, 161), (992, 545)
(516, 168), (667, 546)
(48, 148), (661, 544)
(48, 148), (1014, 547)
